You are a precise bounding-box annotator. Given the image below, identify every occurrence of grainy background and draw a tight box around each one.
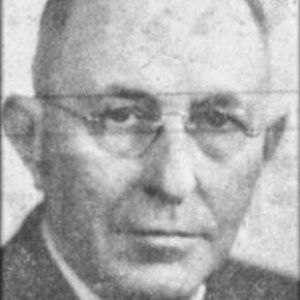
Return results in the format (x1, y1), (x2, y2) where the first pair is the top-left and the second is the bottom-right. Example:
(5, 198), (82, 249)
(2, 0), (299, 278)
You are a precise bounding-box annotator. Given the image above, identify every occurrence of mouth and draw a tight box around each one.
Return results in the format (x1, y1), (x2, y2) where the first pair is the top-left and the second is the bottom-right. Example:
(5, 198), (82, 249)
(126, 229), (202, 238)
(113, 227), (214, 251)
(114, 228), (210, 264)
(114, 226), (215, 242)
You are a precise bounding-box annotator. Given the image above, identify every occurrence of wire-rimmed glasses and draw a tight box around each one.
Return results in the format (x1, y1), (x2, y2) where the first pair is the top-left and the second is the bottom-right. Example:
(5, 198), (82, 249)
(40, 94), (260, 158)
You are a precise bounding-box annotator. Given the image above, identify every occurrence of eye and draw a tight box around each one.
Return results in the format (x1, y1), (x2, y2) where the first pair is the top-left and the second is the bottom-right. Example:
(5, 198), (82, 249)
(102, 107), (143, 133)
(105, 105), (160, 123)
(104, 106), (159, 134)
(83, 108), (138, 133)
(86, 107), (138, 125)
(204, 109), (229, 128)
(105, 107), (133, 123)
(189, 103), (237, 133)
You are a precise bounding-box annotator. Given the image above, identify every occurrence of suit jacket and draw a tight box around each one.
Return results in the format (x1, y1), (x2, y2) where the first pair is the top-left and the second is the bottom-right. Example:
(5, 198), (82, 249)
(2, 204), (299, 300)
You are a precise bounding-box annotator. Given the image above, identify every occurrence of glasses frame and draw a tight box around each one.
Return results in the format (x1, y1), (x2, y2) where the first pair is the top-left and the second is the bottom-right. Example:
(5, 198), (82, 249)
(40, 95), (261, 157)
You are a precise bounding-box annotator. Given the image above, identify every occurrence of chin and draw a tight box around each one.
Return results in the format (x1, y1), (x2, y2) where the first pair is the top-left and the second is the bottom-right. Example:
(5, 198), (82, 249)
(99, 258), (214, 300)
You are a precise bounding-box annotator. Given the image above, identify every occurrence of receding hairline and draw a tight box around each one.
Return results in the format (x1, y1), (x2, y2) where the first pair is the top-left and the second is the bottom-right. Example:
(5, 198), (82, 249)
(33, 0), (270, 96)
(39, 0), (268, 38)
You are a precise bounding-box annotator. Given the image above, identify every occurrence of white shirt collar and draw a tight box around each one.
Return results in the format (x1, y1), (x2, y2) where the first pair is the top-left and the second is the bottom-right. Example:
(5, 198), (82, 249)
(42, 221), (206, 300)
(193, 285), (206, 300)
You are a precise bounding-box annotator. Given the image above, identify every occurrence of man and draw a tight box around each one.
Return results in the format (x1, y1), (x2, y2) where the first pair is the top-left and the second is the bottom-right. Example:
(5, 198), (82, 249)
(2, 0), (298, 299)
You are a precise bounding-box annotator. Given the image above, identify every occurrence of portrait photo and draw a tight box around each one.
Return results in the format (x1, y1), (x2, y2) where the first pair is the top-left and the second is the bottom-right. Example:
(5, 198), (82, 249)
(2, 1), (299, 299)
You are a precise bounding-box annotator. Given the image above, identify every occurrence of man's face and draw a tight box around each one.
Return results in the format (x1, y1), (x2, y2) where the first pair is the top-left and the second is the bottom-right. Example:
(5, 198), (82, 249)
(41, 1), (269, 299)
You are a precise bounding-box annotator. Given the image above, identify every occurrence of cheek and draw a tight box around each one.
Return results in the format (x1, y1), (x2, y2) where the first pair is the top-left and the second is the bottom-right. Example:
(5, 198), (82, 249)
(221, 165), (260, 221)
(48, 129), (143, 219)
(202, 147), (264, 259)
(205, 139), (264, 231)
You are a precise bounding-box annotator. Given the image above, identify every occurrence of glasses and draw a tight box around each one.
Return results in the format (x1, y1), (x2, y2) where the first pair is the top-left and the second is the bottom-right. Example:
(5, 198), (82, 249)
(41, 95), (260, 158)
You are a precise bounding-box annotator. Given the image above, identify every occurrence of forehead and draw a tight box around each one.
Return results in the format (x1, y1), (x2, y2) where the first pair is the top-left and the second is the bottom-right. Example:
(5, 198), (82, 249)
(43, 0), (269, 114)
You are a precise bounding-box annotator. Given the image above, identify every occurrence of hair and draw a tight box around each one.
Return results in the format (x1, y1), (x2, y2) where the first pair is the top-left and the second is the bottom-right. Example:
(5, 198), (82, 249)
(33, 0), (75, 95)
(33, 0), (269, 95)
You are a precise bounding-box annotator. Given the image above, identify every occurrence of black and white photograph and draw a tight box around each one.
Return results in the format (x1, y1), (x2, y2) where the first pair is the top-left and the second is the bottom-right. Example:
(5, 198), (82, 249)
(2, 1), (299, 299)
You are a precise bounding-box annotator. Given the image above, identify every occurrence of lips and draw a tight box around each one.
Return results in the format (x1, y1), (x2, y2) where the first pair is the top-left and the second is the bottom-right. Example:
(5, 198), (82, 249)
(111, 214), (218, 242)
(114, 227), (205, 263)
(113, 225), (216, 242)
(125, 229), (202, 238)
(111, 222), (217, 264)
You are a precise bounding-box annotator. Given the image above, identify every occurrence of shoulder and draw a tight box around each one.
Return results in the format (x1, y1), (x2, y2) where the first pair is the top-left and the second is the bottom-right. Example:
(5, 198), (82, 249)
(2, 204), (75, 300)
(206, 259), (299, 300)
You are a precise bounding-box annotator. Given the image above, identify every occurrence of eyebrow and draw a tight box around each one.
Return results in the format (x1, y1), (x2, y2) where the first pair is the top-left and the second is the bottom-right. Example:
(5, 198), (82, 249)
(104, 85), (246, 108)
(37, 88), (297, 102)
(104, 85), (158, 103)
(191, 92), (243, 111)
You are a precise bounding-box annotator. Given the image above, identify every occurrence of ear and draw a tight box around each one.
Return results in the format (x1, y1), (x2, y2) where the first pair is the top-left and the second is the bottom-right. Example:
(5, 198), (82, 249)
(3, 95), (44, 188)
(263, 115), (287, 162)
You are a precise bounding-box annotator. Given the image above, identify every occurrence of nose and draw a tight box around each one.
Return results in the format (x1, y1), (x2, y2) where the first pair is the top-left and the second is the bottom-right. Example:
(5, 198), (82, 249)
(143, 115), (197, 204)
